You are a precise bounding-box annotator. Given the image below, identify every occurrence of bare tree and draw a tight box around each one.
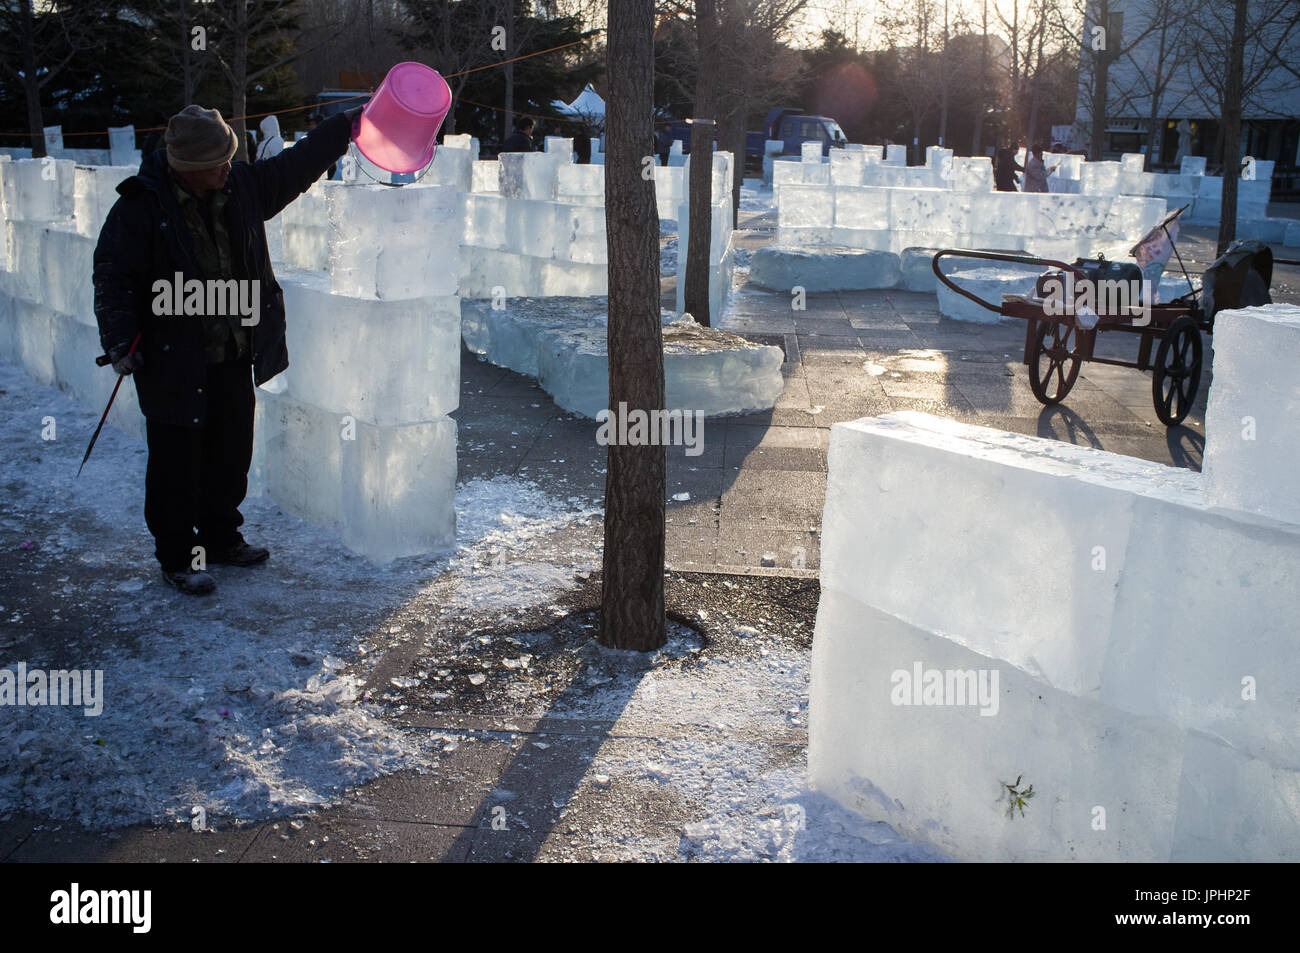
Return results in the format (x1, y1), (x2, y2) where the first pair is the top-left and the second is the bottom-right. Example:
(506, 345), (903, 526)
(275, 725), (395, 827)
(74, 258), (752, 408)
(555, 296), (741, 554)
(881, 0), (937, 162)
(972, 0), (989, 153)
(1107, 0), (1195, 169)
(396, 0), (509, 136)
(207, 0), (338, 162)
(685, 0), (718, 326)
(1183, 0), (1300, 252)
(599, 0), (666, 652)
(0, 0), (96, 158)
(1056, 0), (1161, 159)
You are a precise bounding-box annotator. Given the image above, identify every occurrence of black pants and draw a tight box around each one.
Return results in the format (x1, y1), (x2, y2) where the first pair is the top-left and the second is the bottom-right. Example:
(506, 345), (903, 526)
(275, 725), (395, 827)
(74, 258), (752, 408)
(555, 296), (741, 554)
(144, 358), (255, 572)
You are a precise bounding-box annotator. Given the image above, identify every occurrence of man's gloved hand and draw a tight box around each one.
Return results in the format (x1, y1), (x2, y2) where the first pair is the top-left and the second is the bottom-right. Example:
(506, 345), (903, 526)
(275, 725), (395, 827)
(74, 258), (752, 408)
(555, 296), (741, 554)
(110, 344), (143, 376)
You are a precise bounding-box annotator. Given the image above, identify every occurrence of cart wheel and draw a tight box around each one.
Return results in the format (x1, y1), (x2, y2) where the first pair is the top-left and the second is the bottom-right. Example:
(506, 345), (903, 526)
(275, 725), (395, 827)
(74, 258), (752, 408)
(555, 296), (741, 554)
(1029, 320), (1083, 405)
(1152, 316), (1203, 426)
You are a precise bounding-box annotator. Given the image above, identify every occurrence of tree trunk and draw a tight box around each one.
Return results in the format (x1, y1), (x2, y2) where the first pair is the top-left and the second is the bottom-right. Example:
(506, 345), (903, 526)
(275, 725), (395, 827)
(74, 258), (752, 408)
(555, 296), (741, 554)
(685, 0), (718, 326)
(599, 0), (665, 653)
(721, 111), (744, 229)
(686, 120), (715, 326)
(937, 0), (948, 147)
(972, 0), (987, 155)
(20, 0), (45, 158)
(1217, 0), (1248, 256)
(1089, 0), (1111, 161)
(503, 2), (515, 143)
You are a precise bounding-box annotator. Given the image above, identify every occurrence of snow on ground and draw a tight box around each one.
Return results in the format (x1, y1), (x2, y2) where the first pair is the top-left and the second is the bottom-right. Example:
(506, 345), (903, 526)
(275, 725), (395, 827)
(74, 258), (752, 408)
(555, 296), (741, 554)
(0, 360), (599, 827)
(531, 625), (949, 861)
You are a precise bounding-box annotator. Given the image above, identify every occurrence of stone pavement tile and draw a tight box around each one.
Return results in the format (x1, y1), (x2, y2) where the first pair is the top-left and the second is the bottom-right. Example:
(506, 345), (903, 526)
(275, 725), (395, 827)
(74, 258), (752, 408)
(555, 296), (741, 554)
(5, 820), (261, 863)
(768, 406), (838, 427)
(0, 813), (42, 860)
(716, 525), (821, 571)
(667, 521), (720, 570)
(335, 738), (517, 826)
(906, 326), (990, 349)
(720, 469), (826, 529)
(792, 313), (856, 331)
(886, 394), (978, 416)
(531, 776), (687, 862)
(955, 379), (1072, 418)
(878, 372), (968, 402)
(787, 293), (846, 316)
(456, 731), (610, 851)
(239, 815), (469, 863)
(800, 347), (869, 368)
(722, 444), (825, 472)
(723, 422), (829, 451)
(854, 328), (924, 349)
(666, 462), (726, 505)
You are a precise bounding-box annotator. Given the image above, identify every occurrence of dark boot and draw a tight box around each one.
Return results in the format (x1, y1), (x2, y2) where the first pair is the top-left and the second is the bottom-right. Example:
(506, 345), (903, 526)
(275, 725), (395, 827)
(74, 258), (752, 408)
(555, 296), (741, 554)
(161, 568), (217, 595)
(206, 540), (269, 566)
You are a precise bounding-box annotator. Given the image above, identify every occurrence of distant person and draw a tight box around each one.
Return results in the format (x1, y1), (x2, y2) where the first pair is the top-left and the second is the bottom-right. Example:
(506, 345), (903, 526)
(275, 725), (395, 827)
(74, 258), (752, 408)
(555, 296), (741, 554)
(1022, 142), (1058, 193)
(656, 127), (671, 166)
(994, 145), (1023, 192)
(574, 130), (591, 165)
(500, 116), (535, 153)
(256, 114), (284, 160)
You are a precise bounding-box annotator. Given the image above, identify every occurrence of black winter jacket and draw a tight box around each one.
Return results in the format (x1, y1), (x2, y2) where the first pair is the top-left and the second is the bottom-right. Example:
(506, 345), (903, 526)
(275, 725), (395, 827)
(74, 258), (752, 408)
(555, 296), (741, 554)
(93, 112), (352, 427)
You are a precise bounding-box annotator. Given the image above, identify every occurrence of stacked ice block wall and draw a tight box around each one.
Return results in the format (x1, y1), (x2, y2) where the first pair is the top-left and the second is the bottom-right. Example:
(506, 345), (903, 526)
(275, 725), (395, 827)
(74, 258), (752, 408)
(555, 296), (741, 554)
(459, 150), (734, 303)
(811, 309), (1300, 859)
(777, 182), (1165, 259)
(256, 181), (460, 562)
(0, 158), (460, 563)
(0, 157), (149, 441)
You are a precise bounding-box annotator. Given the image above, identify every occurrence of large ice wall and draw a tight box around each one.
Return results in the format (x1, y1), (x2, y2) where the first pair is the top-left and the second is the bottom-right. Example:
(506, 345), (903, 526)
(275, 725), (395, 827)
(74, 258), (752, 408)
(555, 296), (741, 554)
(0, 159), (458, 563)
(777, 182), (1164, 259)
(811, 403), (1300, 861)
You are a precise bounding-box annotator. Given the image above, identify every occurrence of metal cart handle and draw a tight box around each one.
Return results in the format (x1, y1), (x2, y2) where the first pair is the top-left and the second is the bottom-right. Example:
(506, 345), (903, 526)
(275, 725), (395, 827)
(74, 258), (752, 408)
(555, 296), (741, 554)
(931, 249), (1087, 315)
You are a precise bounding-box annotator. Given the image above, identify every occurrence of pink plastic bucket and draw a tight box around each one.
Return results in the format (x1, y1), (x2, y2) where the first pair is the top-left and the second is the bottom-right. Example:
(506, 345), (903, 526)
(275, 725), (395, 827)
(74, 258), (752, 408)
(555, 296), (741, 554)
(353, 62), (451, 174)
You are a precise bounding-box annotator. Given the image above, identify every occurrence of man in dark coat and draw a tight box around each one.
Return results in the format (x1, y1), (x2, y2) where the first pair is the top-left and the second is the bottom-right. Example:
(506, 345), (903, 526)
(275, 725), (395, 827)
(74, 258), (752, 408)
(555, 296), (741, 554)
(499, 115), (535, 153)
(94, 104), (356, 595)
(994, 145), (1024, 192)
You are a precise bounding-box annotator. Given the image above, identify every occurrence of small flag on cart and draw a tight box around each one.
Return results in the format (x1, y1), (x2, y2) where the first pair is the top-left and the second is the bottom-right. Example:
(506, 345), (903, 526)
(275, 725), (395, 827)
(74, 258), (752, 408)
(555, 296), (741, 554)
(1131, 204), (1187, 269)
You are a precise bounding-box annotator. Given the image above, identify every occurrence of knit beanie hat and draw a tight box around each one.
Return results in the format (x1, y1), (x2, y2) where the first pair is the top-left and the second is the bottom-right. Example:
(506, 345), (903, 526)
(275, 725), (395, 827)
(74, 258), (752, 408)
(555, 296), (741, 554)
(165, 105), (238, 171)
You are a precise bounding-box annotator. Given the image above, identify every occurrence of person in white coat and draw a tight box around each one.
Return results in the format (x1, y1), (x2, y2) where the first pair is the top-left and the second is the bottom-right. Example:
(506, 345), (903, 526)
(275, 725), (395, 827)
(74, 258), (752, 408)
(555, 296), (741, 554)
(255, 114), (284, 160)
